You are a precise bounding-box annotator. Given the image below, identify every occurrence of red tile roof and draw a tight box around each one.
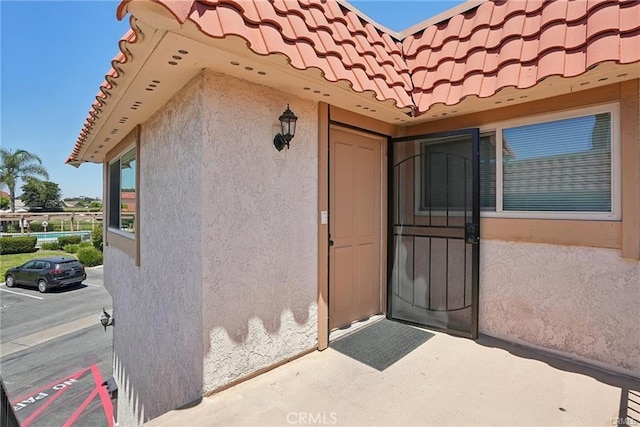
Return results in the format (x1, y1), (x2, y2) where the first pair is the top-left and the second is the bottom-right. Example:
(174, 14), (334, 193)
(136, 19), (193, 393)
(68, 0), (640, 164)
(127, 0), (415, 106)
(120, 192), (136, 212)
(67, 29), (138, 163)
(404, 0), (640, 112)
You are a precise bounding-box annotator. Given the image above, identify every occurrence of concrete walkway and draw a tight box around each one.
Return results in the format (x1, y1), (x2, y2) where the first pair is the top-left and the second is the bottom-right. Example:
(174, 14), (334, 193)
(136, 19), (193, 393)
(147, 324), (638, 426)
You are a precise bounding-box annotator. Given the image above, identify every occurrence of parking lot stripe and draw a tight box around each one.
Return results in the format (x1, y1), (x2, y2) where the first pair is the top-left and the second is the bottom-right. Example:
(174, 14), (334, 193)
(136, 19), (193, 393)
(62, 387), (100, 427)
(90, 363), (113, 426)
(0, 288), (44, 300)
(11, 366), (91, 403)
(20, 368), (89, 427)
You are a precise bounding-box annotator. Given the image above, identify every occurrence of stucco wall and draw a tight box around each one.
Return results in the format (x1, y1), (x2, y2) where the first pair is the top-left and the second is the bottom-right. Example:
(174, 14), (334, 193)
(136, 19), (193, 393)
(479, 240), (640, 377)
(199, 71), (319, 393)
(105, 76), (204, 425)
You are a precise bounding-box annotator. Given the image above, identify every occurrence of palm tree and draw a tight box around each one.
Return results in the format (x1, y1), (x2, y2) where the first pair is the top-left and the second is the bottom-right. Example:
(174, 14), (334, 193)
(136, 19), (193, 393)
(0, 148), (49, 212)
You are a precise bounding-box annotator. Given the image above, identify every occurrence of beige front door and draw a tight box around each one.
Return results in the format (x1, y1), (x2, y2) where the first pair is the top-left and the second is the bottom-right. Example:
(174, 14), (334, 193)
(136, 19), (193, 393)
(329, 127), (383, 330)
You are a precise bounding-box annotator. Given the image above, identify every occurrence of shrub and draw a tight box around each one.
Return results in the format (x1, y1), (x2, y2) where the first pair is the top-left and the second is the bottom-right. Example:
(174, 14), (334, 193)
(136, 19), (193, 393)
(58, 235), (82, 246)
(30, 221), (58, 232)
(92, 225), (103, 251)
(29, 221), (44, 232)
(40, 242), (61, 250)
(0, 236), (37, 255)
(77, 247), (103, 267)
(1, 223), (19, 233)
(79, 241), (93, 248)
(63, 244), (80, 254)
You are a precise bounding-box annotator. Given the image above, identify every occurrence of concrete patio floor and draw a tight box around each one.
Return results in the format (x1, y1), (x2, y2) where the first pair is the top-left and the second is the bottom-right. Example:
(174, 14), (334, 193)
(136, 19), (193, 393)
(147, 322), (638, 426)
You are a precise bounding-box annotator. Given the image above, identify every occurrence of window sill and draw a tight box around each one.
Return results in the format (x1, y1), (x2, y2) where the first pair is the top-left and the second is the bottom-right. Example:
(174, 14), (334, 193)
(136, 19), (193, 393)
(480, 211), (620, 221)
(480, 217), (621, 249)
(106, 228), (138, 264)
(107, 227), (135, 239)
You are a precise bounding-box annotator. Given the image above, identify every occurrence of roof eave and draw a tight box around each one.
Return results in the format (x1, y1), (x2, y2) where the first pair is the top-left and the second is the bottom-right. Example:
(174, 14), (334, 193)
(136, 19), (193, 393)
(66, 16), (167, 165)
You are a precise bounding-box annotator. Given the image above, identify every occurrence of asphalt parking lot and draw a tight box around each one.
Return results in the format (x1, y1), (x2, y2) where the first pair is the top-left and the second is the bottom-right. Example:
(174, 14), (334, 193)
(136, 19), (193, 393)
(1, 266), (107, 344)
(1, 266), (115, 426)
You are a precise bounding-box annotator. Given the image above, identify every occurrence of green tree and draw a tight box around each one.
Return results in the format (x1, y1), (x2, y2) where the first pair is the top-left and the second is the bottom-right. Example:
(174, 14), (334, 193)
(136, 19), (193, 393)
(0, 148), (49, 212)
(89, 201), (102, 209)
(0, 195), (9, 210)
(20, 178), (62, 210)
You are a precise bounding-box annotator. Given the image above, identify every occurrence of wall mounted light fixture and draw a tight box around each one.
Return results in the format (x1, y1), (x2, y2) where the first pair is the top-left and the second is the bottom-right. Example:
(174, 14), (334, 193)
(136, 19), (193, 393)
(273, 104), (298, 151)
(99, 308), (114, 331)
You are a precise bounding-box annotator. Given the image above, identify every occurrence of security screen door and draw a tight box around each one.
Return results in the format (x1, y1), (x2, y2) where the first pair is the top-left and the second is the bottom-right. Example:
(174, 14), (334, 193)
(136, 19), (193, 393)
(389, 129), (480, 338)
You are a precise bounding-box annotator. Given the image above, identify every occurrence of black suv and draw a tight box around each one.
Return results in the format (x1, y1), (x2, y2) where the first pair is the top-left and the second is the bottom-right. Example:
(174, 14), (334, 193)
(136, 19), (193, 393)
(4, 257), (87, 293)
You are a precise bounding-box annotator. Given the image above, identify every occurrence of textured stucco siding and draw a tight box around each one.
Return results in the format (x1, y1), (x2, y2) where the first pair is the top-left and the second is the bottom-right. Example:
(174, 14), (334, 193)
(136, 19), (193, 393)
(200, 71), (318, 393)
(106, 77), (204, 425)
(479, 240), (640, 377)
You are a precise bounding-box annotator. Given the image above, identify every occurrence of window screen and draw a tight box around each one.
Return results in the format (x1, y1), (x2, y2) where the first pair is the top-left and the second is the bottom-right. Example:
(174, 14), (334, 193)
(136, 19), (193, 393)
(109, 159), (121, 229)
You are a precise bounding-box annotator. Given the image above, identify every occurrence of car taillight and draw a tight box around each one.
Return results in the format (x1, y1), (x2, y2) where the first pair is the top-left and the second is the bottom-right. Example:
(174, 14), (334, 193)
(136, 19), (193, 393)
(51, 268), (63, 275)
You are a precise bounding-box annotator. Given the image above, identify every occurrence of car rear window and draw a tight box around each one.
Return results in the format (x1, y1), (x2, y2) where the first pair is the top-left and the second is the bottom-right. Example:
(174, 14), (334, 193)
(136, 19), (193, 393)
(57, 260), (83, 269)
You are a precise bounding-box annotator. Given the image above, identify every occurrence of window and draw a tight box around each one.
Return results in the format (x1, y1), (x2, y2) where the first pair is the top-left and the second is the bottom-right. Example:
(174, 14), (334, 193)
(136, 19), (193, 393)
(479, 132), (497, 211)
(108, 146), (136, 235)
(58, 260), (83, 269)
(480, 104), (619, 220)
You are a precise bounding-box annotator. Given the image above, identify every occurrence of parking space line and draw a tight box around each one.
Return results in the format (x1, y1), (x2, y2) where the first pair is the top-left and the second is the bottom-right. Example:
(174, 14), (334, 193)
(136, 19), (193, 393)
(62, 387), (100, 427)
(19, 367), (90, 427)
(11, 366), (91, 403)
(89, 364), (113, 427)
(10, 364), (113, 427)
(0, 288), (44, 300)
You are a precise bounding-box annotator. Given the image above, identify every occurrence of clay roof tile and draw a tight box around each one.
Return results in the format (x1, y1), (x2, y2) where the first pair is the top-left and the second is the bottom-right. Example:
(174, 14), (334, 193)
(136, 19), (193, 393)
(68, 0), (640, 163)
(620, 0), (640, 32)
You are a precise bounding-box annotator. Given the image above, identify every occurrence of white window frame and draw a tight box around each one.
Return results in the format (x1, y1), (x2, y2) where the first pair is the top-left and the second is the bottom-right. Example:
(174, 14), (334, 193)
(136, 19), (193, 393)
(480, 103), (621, 221)
(107, 144), (136, 239)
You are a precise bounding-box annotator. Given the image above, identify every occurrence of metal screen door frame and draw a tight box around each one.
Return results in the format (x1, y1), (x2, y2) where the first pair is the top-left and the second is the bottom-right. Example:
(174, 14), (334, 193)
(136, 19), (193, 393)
(387, 128), (480, 339)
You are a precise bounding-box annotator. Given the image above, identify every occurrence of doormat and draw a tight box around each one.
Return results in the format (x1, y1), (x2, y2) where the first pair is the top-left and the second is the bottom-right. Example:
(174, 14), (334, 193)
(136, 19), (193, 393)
(330, 319), (434, 371)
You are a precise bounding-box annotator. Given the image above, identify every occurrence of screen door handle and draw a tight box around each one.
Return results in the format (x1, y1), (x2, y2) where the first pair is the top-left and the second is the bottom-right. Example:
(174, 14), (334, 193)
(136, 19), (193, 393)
(465, 223), (479, 244)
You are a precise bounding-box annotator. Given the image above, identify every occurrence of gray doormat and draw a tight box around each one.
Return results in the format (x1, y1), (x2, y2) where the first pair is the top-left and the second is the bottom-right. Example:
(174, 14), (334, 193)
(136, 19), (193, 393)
(330, 319), (434, 371)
